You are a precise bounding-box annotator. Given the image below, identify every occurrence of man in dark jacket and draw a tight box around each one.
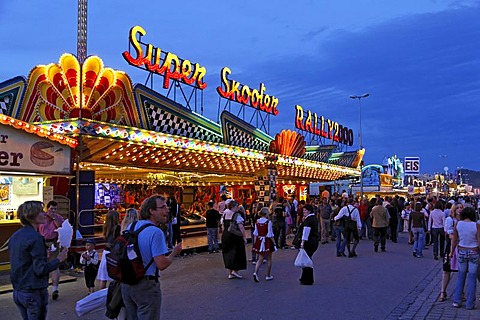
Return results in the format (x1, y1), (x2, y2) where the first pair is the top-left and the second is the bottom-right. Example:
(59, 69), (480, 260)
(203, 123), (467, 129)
(385, 196), (398, 243)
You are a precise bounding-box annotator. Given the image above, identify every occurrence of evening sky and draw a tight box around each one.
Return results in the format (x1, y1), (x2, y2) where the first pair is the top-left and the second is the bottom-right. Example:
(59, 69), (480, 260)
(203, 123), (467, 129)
(0, 0), (479, 174)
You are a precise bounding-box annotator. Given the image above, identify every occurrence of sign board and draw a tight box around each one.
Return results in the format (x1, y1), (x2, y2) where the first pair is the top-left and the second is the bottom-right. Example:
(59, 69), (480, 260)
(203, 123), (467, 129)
(0, 125), (72, 174)
(404, 157), (420, 175)
(43, 186), (54, 204)
(294, 105), (354, 146)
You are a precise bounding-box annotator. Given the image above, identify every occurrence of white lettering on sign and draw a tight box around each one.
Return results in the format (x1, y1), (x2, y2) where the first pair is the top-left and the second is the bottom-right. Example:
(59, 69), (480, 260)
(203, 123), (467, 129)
(404, 157), (420, 175)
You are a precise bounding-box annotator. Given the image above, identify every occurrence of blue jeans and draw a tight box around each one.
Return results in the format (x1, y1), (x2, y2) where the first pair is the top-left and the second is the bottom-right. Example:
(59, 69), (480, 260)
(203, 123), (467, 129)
(122, 278), (162, 320)
(207, 228), (219, 251)
(361, 218), (373, 239)
(412, 228), (425, 257)
(453, 249), (479, 309)
(13, 289), (49, 320)
(334, 225), (346, 254)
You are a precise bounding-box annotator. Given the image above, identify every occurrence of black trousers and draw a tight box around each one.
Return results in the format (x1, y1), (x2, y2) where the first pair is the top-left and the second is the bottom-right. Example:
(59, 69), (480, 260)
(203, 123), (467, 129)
(389, 222), (398, 242)
(172, 224), (182, 245)
(299, 242), (318, 285)
(274, 223), (286, 247)
(373, 227), (388, 250)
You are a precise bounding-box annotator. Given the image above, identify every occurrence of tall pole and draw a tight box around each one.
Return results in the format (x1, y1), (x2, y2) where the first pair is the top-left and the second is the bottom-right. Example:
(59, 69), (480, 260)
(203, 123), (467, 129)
(350, 93), (369, 200)
(76, 0), (88, 237)
(77, 0), (88, 64)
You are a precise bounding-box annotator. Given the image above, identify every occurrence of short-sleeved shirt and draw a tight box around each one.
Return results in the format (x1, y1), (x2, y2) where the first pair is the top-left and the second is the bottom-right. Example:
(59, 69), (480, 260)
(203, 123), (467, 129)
(39, 213), (65, 240)
(128, 220), (168, 277)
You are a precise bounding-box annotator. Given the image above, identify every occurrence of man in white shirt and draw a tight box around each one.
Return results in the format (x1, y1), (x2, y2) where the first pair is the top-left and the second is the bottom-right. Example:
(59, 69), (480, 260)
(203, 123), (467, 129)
(335, 198), (362, 257)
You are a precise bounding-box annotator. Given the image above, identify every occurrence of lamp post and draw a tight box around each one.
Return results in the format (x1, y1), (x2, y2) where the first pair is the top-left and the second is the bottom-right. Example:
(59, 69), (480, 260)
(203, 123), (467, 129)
(350, 93), (369, 200)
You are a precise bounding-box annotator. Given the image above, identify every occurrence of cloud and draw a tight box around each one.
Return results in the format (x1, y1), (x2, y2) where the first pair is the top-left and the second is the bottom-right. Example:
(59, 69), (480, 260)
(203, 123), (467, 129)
(237, 4), (480, 172)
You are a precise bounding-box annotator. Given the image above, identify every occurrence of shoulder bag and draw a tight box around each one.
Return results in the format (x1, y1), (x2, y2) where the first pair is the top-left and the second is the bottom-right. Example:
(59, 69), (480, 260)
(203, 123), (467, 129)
(227, 213), (243, 237)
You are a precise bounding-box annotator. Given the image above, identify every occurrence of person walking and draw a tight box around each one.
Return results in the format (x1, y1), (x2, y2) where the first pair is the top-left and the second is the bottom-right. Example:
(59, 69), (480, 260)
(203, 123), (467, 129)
(335, 198), (361, 257)
(384, 196), (398, 243)
(10, 201), (68, 320)
(371, 198), (390, 252)
(38, 200), (64, 300)
(438, 202), (462, 302)
(318, 197), (332, 244)
(252, 207), (275, 282)
(221, 200), (248, 279)
(451, 207), (480, 310)
(205, 200), (221, 253)
(428, 201), (446, 260)
(296, 204), (319, 285)
(409, 202), (426, 258)
(272, 197), (287, 249)
(121, 194), (183, 319)
(332, 199), (346, 257)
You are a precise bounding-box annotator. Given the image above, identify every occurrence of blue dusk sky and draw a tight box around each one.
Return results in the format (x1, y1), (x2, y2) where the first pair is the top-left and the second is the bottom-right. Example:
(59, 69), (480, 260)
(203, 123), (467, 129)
(0, 0), (479, 174)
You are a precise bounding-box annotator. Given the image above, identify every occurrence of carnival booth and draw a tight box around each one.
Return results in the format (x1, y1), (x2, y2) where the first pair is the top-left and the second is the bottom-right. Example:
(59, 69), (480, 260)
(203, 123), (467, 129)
(0, 115), (76, 270)
(0, 26), (364, 264)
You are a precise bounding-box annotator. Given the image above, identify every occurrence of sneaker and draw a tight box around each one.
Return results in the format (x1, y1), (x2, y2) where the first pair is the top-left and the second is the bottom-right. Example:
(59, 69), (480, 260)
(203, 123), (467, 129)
(452, 302), (460, 308)
(228, 274), (235, 279)
(263, 259), (267, 264)
(253, 273), (259, 283)
(265, 276), (274, 281)
(52, 290), (59, 300)
(290, 246), (296, 250)
(252, 261), (257, 265)
(231, 271), (243, 279)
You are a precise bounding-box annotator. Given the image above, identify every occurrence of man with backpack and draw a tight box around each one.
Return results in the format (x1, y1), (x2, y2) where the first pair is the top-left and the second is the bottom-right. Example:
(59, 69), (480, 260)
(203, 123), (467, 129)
(120, 195), (182, 319)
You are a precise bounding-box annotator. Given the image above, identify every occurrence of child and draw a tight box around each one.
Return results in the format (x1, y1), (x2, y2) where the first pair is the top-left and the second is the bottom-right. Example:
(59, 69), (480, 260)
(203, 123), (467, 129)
(80, 239), (99, 294)
(252, 207), (276, 282)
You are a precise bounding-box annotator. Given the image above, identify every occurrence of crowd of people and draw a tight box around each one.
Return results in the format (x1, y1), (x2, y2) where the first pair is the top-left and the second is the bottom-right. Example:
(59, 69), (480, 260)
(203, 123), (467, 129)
(8, 192), (480, 319)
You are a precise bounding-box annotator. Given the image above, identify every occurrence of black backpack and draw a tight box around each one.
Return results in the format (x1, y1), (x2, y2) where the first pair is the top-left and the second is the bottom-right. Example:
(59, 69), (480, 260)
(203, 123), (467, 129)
(106, 221), (156, 285)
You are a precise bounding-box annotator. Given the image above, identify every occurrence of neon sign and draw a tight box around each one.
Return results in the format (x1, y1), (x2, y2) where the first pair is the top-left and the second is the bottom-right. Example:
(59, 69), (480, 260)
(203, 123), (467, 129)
(217, 67), (279, 116)
(295, 105), (354, 146)
(122, 26), (207, 90)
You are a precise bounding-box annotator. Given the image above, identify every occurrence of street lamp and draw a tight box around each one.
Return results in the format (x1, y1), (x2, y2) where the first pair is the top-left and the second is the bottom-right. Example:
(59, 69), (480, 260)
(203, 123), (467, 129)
(350, 93), (369, 200)
(349, 93), (369, 149)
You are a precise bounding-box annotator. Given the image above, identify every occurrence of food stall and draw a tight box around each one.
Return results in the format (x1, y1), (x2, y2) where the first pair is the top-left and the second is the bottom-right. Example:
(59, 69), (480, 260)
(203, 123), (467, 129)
(0, 114), (76, 270)
(0, 26), (363, 259)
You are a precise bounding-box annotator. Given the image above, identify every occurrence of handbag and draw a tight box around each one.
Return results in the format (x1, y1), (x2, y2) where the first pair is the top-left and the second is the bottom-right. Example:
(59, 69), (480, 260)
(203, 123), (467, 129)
(294, 248), (314, 268)
(105, 281), (124, 319)
(227, 213), (243, 237)
(442, 255), (451, 272)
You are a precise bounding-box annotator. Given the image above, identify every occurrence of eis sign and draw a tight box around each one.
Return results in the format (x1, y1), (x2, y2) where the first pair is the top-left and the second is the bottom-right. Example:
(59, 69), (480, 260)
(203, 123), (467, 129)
(295, 105), (354, 146)
(122, 26), (279, 116)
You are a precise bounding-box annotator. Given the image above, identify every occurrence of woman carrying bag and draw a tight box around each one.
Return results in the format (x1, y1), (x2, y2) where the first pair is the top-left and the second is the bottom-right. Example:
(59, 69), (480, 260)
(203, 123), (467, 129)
(294, 204), (319, 285)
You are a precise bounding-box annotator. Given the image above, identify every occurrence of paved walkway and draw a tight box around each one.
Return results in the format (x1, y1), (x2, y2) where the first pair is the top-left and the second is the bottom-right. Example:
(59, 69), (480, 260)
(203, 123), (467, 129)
(0, 233), (478, 319)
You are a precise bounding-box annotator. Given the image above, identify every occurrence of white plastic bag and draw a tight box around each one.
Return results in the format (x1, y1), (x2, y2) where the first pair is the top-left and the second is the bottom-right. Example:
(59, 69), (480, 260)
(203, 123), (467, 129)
(75, 288), (108, 316)
(294, 248), (313, 268)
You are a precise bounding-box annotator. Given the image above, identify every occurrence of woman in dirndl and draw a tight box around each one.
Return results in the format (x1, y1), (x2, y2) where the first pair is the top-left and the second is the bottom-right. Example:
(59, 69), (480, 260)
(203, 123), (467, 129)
(221, 200), (247, 279)
(252, 207), (275, 282)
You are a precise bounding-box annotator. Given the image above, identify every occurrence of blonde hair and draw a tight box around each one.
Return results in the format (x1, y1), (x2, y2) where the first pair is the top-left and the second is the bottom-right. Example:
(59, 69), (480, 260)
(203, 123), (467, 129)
(121, 208), (139, 232)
